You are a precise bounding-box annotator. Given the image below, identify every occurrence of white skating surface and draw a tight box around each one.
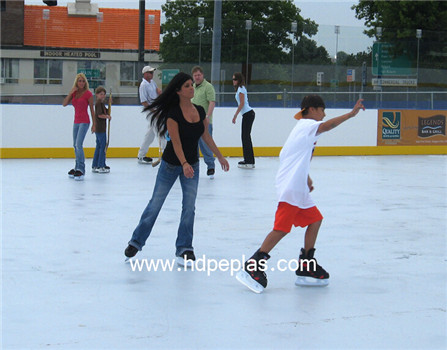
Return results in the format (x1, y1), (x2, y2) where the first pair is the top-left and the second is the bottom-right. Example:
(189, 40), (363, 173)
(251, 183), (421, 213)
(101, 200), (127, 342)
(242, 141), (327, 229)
(2, 156), (446, 350)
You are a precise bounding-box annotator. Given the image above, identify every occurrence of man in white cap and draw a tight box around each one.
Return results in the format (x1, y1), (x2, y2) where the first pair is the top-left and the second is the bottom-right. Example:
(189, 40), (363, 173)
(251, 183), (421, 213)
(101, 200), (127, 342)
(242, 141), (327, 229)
(137, 65), (162, 164)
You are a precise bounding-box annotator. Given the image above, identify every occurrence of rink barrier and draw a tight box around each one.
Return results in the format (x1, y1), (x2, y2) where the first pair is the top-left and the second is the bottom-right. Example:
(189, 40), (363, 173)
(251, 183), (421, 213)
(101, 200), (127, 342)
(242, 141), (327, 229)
(1, 145), (446, 159)
(1, 105), (446, 158)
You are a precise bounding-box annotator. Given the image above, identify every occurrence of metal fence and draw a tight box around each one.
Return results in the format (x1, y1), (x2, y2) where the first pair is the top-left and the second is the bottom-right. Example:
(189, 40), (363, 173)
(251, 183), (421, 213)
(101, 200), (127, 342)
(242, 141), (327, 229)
(217, 90), (447, 110)
(1, 91), (446, 110)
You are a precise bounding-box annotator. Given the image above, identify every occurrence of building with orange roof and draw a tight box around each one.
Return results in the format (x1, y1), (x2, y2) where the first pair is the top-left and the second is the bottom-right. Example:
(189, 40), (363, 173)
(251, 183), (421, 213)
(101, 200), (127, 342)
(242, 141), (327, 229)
(1, 0), (162, 103)
(23, 5), (160, 51)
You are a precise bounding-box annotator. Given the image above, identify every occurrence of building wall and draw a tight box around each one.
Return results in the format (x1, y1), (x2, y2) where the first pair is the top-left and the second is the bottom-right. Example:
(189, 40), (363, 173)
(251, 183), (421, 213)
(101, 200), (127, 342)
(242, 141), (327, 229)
(1, 0), (24, 46)
(0, 48), (162, 99)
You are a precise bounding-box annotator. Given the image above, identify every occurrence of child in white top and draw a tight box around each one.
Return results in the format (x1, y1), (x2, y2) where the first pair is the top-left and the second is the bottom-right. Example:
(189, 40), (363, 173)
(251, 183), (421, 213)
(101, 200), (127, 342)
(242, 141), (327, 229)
(237, 95), (365, 293)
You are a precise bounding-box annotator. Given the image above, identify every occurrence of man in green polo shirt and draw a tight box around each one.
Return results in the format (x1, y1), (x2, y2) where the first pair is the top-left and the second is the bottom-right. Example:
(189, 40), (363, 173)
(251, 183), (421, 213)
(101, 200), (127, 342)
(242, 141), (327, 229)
(191, 66), (217, 178)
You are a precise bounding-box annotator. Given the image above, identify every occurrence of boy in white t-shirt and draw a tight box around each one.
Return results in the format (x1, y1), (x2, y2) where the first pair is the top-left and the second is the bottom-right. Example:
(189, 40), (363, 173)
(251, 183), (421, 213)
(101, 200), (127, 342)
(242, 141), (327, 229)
(237, 95), (365, 293)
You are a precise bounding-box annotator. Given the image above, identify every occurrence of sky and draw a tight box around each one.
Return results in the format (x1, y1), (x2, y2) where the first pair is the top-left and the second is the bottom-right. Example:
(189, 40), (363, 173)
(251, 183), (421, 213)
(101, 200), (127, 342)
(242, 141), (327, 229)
(26, 0), (373, 55)
(297, 1), (373, 56)
(27, 0), (365, 26)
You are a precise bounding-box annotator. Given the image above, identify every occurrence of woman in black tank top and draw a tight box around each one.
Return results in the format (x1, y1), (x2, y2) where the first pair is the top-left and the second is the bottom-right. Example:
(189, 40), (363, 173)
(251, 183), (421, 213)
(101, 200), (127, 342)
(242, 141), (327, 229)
(124, 72), (229, 266)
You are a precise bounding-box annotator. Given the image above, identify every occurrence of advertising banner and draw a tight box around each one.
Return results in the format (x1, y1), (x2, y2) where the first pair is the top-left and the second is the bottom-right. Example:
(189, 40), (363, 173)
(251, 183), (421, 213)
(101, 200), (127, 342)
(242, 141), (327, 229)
(377, 110), (447, 146)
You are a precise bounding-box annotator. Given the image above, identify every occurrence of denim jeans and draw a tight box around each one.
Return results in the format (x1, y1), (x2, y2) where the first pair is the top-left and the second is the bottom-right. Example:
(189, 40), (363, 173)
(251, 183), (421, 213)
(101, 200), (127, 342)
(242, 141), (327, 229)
(72, 123), (89, 173)
(198, 123), (215, 170)
(129, 160), (200, 256)
(241, 110), (255, 164)
(92, 132), (107, 168)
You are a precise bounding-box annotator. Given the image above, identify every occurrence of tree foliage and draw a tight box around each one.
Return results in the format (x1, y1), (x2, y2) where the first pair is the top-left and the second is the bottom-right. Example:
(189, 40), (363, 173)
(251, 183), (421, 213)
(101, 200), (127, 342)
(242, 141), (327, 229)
(160, 0), (330, 65)
(341, 50), (372, 67)
(352, 0), (447, 68)
(292, 37), (331, 65)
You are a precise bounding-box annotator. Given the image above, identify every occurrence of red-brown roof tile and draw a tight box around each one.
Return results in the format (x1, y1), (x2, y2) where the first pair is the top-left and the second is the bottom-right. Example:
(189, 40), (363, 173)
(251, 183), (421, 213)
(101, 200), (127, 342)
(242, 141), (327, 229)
(24, 5), (160, 51)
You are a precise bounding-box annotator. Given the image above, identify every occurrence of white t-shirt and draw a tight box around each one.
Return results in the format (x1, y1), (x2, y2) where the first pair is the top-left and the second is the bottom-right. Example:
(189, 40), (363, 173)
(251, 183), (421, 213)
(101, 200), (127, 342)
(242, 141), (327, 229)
(275, 118), (323, 209)
(139, 78), (158, 104)
(235, 86), (253, 115)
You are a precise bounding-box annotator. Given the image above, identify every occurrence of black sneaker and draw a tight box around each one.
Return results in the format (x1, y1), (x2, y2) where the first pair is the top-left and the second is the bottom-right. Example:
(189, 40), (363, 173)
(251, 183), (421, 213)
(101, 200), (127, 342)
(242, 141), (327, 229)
(236, 249), (270, 293)
(125, 245), (138, 258)
(295, 248), (329, 286)
(74, 170), (84, 181)
(177, 250), (196, 268)
(207, 168), (215, 178)
(68, 169), (75, 178)
(138, 157), (152, 164)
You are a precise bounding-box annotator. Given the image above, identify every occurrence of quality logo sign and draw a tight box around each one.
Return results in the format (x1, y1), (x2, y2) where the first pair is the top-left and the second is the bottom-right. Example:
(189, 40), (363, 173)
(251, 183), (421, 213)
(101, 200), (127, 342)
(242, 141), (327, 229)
(382, 111), (401, 139)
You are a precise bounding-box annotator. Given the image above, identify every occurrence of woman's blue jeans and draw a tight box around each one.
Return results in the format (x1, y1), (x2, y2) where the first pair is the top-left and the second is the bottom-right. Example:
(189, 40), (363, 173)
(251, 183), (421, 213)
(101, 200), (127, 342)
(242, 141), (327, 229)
(129, 160), (200, 257)
(72, 123), (89, 173)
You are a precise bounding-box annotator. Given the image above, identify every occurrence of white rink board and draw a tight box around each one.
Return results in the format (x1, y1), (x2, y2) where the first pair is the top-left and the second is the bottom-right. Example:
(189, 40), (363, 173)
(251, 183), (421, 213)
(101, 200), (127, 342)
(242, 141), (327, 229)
(1, 104), (378, 148)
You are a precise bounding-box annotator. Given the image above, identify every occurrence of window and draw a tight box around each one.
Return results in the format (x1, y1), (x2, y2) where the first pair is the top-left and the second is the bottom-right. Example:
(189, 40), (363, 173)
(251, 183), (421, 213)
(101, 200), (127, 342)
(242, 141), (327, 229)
(34, 59), (62, 84)
(120, 62), (139, 87)
(1, 0), (6, 12)
(1, 58), (19, 84)
(77, 61), (105, 90)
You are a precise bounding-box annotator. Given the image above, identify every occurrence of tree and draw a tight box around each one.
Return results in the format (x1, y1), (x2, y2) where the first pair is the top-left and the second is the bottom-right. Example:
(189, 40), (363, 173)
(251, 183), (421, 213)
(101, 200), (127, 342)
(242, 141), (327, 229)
(160, 0), (329, 65)
(290, 36), (331, 65)
(352, 0), (447, 68)
(342, 50), (372, 67)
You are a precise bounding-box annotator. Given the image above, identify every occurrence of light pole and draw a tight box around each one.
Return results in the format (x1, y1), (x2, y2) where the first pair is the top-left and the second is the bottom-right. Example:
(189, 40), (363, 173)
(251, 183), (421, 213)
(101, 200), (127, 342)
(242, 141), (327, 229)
(416, 29), (422, 85)
(198, 17), (204, 65)
(138, 0), (145, 66)
(334, 25), (340, 61)
(96, 12), (103, 56)
(291, 21), (297, 99)
(148, 14), (155, 67)
(245, 19), (252, 84)
(148, 14), (155, 48)
(42, 9), (49, 91)
(334, 25), (340, 105)
(334, 25), (340, 79)
(376, 26), (383, 107)
(43, 9), (50, 55)
(211, 0), (222, 106)
(416, 29), (422, 107)
(376, 26), (382, 79)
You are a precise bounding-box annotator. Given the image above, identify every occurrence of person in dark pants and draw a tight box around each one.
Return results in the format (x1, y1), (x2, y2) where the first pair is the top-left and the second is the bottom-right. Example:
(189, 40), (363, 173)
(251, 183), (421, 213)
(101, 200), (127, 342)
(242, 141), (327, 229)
(232, 72), (255, 169)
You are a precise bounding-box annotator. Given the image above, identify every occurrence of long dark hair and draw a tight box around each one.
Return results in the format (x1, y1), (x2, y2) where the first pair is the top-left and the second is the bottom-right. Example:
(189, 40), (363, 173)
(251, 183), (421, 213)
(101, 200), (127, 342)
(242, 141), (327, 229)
(233, 72), (245, 91)
(145, 72), (193, 137)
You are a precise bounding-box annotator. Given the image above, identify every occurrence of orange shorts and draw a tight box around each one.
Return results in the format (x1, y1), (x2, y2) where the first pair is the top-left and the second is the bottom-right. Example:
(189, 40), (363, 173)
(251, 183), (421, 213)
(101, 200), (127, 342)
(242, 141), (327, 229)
(273, 202), (323, 233)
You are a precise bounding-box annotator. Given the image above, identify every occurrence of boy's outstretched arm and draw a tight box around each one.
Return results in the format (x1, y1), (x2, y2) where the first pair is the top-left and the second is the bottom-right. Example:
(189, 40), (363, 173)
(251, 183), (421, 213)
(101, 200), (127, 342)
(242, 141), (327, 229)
(318, 99), (365, 134)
